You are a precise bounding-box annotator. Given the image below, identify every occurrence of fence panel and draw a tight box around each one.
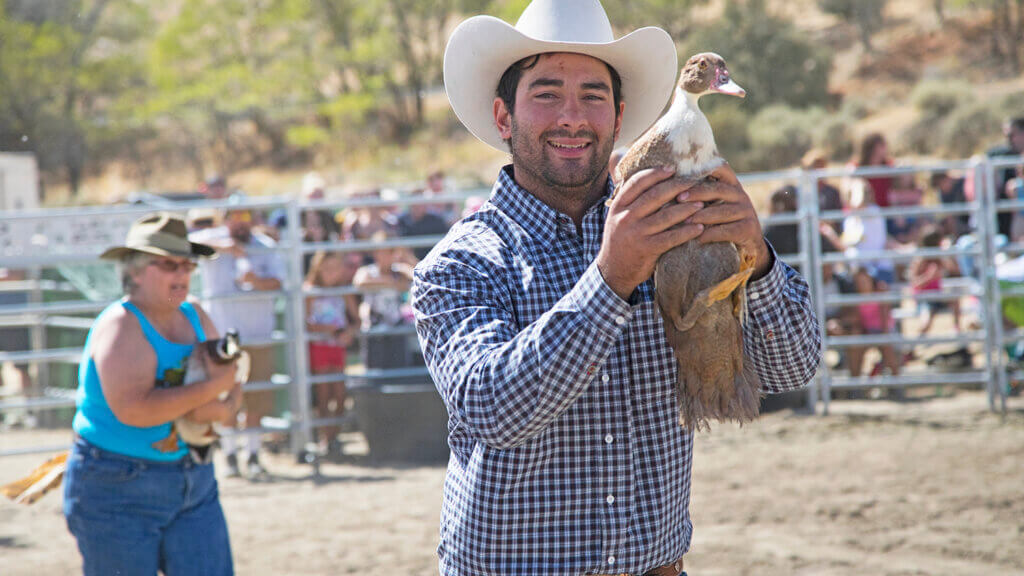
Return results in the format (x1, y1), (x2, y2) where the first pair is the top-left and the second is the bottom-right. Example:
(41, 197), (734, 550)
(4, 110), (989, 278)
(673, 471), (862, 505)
(2, 159), (1020, 459)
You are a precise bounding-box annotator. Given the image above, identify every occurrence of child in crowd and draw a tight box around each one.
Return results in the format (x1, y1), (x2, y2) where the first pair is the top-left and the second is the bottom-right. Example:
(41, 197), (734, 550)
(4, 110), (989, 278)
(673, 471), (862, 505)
(909, 226), (962, 336)
(354, 231), (416, 330)
(354, 231), (417, 369)
(847, 266), (901, 378)
(304, 251), (361, 456)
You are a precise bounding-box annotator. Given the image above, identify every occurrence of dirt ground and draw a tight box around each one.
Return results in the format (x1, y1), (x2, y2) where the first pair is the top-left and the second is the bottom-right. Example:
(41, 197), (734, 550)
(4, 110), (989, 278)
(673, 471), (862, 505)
(1, 390), (1022, 576)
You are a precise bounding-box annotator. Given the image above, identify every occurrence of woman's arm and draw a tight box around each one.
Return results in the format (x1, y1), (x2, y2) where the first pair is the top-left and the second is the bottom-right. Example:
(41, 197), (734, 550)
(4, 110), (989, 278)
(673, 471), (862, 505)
(184, 381), (243, 423)
(94, 309), (235, 428)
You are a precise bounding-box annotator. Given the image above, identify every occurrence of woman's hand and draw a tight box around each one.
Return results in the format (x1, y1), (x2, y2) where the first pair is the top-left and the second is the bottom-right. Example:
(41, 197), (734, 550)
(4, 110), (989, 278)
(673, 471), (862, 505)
(183, 381), (243, 424)
(197, 344), (237, 395)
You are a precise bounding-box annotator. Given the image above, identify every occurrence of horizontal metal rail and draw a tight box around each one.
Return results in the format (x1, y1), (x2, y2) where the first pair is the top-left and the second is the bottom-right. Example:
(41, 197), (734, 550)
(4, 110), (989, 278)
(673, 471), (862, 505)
(4, 156), (1023, 459)
(820, 245), (981, 265)
(829, 371), (989, 389)
(827, 331), (985, 348)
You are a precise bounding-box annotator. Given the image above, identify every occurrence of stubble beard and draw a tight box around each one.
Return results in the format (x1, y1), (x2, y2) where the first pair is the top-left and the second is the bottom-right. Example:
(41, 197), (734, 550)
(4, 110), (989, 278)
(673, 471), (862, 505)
(509, 117), (613, 204)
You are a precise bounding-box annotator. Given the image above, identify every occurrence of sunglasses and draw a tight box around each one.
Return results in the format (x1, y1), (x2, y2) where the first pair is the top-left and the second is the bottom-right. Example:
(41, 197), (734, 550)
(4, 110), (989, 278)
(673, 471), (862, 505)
(149, 259), (198, 273)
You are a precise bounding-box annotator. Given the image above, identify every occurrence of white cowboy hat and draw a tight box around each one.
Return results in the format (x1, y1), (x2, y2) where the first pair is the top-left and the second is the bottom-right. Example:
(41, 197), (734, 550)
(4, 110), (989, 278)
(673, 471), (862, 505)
(444, 0), (678, 152)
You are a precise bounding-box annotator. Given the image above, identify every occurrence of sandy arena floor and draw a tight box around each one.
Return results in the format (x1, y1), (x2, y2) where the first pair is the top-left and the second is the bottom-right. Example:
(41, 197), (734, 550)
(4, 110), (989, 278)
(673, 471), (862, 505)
(1, 390), (1022, 575)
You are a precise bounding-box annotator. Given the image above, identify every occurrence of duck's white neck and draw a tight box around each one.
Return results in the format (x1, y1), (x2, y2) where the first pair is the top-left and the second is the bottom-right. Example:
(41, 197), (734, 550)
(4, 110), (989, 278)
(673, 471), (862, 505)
(656, 87), (723, 177)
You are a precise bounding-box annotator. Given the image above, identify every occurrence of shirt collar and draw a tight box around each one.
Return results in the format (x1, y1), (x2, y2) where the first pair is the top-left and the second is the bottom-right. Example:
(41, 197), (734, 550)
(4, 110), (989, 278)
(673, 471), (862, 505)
(489, 165), (614, 244)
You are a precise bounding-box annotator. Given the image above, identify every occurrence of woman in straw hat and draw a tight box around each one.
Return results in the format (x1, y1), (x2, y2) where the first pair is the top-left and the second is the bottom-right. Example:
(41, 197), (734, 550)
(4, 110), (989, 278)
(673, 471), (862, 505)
(63, 212), (239, 575)
(411, 0), (820, 574)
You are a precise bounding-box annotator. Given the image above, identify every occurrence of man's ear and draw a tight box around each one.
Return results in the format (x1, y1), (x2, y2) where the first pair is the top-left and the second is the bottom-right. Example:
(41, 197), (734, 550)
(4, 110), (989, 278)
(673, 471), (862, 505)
(613, 101), (625, 142)
(494, 97), (512, 140)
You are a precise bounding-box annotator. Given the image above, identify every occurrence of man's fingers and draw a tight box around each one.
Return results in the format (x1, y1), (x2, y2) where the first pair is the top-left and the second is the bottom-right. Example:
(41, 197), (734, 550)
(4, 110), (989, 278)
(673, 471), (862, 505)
(681, 179), (746, 204)
(649, 201), (704, 233)
(687, 203), (746, 227)
(652, 223), (704, 252)
(697, 220), (754, 245)
(708, 162), (740, 186)
(611, 167), (676, 210)
(630, 176), (701, 217)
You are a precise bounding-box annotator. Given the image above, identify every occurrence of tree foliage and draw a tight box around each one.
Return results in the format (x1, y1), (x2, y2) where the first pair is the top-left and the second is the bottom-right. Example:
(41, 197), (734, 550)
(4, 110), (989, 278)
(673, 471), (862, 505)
(0, 0), (1017, 192)
(604, 0), (709, 41)
(817, 0), (887, 52)
(0, 0), (149, 195)
(684, 0), (832, 113)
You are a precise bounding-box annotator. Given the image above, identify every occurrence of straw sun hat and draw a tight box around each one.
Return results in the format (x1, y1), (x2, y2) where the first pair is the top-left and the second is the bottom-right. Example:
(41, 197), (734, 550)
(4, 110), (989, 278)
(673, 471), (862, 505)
(100, 212), (216, 261)
(443, 0), (678, 152)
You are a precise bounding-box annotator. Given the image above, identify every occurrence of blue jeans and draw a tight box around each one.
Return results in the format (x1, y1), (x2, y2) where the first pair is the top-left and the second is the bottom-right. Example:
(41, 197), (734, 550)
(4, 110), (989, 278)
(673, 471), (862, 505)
(63, 437), (233, 576)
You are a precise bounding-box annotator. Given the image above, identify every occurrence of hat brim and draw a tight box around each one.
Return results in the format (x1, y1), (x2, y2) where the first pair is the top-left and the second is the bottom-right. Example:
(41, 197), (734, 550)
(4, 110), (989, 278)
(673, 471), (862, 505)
(443, 16), (678, 152)
(99, 242), (217, 261)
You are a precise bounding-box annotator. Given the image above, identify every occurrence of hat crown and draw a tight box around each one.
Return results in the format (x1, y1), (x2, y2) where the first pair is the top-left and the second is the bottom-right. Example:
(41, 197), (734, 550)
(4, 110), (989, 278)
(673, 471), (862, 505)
(126, 213), (191, 256)
(516, 0), (615, 44)
(131, 213), (187, 240)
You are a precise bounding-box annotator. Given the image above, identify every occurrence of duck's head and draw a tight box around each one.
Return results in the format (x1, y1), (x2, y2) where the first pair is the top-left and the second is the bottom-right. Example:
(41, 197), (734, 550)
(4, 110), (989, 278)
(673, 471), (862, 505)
(678, 53), (745, 98)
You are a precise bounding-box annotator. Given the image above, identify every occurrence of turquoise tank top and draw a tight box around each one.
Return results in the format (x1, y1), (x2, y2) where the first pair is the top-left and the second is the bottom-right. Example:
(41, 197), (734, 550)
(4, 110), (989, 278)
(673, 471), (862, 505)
(72, 299), (207, 461)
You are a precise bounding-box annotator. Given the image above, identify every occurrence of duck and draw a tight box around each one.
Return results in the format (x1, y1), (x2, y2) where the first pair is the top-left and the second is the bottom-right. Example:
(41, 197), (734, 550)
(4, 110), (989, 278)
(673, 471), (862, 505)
(612, 52), (761, 431)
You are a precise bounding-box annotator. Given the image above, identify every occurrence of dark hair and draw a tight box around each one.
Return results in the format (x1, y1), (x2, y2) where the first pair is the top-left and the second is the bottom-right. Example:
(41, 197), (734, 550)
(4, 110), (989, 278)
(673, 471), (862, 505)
(929, 171), (951, 188)
(856, 132), (887, 167)
(770, 185), (798, 213)
(496, 53), (623, 117)
(1006, 117), (1024, 133)
(919, 224), (943, 248)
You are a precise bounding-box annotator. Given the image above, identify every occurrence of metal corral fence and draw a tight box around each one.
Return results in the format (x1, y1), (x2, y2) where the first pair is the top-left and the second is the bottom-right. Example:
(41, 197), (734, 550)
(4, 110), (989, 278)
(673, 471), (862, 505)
(1, 157), (1021, 459)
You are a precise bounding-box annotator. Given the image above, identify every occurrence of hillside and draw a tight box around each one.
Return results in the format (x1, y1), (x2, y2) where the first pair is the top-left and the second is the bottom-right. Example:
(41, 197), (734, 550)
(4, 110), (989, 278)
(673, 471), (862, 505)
(31, 0), (1024, 205)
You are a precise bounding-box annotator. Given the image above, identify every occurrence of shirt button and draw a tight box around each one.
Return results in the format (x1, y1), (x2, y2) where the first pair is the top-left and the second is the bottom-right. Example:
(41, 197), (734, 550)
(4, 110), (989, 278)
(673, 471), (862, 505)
(605, 434), (614, 444)
(601, 374), (609, 383)
(750, 291), (760, 300)
(607, 555), (616, 566)
(606, 494), (615, 504)
(614, 316), (625, 325)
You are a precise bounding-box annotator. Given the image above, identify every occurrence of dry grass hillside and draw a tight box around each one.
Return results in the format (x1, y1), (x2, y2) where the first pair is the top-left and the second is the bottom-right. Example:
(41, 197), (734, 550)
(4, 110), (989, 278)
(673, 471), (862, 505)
(57, 0), (1024, 206)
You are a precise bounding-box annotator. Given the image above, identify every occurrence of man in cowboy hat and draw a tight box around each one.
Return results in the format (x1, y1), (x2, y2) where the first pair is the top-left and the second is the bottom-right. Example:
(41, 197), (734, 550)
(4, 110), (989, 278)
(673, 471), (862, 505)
(411, 1), (821, 574)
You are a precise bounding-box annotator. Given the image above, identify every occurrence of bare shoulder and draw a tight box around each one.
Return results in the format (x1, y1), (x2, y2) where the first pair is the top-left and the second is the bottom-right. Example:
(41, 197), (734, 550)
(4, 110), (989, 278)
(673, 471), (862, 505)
(187, 296), (220, 340)
(89, 305), (149, 358)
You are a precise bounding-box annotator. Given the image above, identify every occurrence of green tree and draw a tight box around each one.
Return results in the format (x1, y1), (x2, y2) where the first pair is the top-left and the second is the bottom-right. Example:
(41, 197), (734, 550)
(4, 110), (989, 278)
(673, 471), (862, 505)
(684, 0), (832, 113)
(818, 0), (887, 52)
(315, 0), (491, 142)
(142, 0), (322, 178)
(604, 0), (709, 41)
(0, 0), (148, 195)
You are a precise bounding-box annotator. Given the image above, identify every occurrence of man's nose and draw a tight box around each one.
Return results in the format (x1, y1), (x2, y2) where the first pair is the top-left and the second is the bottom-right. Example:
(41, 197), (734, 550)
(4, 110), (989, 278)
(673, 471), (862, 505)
(557, 97), (588, 131)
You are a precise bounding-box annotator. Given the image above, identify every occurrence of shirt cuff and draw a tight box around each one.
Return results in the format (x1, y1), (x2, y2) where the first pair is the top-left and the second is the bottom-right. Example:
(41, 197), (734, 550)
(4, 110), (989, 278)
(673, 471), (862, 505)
(572, 261), (633, 333)
(745, 243), (786, 315)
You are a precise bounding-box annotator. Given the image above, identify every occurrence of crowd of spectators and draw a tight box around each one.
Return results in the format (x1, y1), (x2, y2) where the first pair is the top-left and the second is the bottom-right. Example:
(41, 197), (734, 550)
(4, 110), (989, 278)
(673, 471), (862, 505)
(5, 120), (1022, 446)
(769, 117), (1024, 385)
(176, 169), (466, 470)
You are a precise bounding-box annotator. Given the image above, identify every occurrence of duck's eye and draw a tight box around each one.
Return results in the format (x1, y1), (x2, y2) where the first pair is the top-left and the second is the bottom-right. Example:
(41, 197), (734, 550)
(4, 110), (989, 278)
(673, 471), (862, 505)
(699, 60), (708, 70)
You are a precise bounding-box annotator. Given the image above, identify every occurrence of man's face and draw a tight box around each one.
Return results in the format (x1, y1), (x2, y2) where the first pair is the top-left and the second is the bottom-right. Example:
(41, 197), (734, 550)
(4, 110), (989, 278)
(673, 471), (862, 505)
(226, 211), (253, 242)
(494, 53), (623, 195)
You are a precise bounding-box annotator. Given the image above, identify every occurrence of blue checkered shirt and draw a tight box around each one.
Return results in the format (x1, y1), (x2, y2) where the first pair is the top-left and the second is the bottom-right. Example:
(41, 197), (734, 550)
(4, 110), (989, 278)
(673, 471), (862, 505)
(412, 166), (821, 576)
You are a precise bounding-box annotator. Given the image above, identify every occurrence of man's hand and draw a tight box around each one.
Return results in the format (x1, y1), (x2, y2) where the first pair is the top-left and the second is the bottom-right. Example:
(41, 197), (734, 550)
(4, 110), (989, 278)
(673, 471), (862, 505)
(597, 166), (705, 301)
(679, 163), (771, 279)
